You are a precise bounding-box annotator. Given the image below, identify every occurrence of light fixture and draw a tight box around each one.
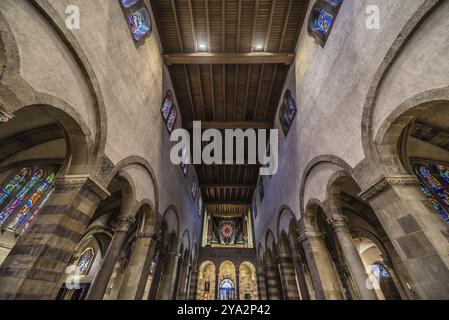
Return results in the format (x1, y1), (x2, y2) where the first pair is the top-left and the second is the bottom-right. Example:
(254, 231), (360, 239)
(198, 43), (208, 51)
(255, 44), (263, 51)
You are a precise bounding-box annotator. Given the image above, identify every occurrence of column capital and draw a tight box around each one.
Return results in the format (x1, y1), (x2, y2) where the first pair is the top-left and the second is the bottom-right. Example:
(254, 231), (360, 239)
(56, 175), (111, 200)
(137, 231), (161, 241)
(0, 104), (14, 123)
(327, 215), (349, 230)
(115, 216), (135, 232)
(359, 175), (420, 201)
(298, 231), (323, 244)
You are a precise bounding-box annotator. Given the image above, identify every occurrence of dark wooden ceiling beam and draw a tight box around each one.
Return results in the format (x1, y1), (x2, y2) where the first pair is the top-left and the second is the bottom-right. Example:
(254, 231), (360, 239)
(163, 53), (295, 65)
(184, 121), (272, 129)
(170, 0), (184, 52)
(253, 65), (265, 120)
(201, 183), (257, 189)
(187, 0), (198, 51)
(279, 0), (293, 52)
(264, 0), (276, 51)
(207, 201), (250, 206)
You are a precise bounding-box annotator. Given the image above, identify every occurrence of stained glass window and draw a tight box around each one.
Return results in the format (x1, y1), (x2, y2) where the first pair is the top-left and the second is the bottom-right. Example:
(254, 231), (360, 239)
(77, 248), (95, 275)
(198, 196), (203, 216)
(316, 9), (334, 34)
(191, 182), (197, 199)
(258, 177), (265, 201)
(308, 0), (343, 47)
(128, 8), (151, 41)
(0, 167), (30, 206)
(371, 263), (391, 279)
(8, 172), (55, 233)
(120, 0), (139, 8)
(416, 163), (449, 224)
(0, 169), (44, 226)
(279, 90), (297, 136)
(21, 188), (54, 235)
(161, 91), (174, 121)
(166, 107), (177, 133)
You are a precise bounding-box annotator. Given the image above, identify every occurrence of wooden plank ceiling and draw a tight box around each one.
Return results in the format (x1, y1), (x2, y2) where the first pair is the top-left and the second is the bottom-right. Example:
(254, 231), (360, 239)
(150, 0), (308, 209)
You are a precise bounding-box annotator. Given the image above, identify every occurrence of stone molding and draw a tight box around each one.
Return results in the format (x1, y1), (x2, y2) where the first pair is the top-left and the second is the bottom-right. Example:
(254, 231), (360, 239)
(56, 175), (111, 200)
(298, 231), (324, 244)
(115, 216), (135, 232)
(0, 103), (14, 123)
(359, 175), (420, 201)
(327, 215), (349, 230)
(137, 231), (160, 241)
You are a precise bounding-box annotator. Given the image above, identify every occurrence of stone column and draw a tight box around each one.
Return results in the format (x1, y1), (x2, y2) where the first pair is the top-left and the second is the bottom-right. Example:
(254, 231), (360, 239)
(118, 231), (159, 300)
(177, 260), (190, 300)
(299, 231), (344, 300)
(148, 249), (165, 300)
(291, 250), (311, 300)
(0, 175), (109, 300)
(327, 215), (377, 300)
(86, 216), (135, 300)
(188, 265), (198, 300)
(214, 268), (219, 300)
(257, 267), (268, 300)
(236, 269), (240, 300)
(156, 251), (180, 300)
(278, 254), (301, 300)
(264, 260), (282, 300)
(359, 175), (449, 299)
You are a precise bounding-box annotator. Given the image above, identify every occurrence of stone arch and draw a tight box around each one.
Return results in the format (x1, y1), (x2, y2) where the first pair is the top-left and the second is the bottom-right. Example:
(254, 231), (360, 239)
(162, 205), (180, 240)
(109, 156), (160, 217)
(28, 0), (109, 160)
(276, 205), (297, 240)
(0, 3), (107, 167)
(361, 0), (444, 162)
(300, 155), (355, 215)
(374, 93), (449, 176)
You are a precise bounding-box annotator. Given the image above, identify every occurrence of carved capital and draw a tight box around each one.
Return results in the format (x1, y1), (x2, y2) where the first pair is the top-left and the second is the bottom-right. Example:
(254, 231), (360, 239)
(327, 215), (348, 230)
(298, 231), (323, 244)
(137, 231), (161, 242)
(0, 104), (14, 123)
(359, 175), (420, 201)
(115, 216), (135, 232)
(56, 175), (110, 200)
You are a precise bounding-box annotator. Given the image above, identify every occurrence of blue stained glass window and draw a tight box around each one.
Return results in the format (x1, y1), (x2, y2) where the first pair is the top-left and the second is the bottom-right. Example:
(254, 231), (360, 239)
(120, 0), (139, 8)
(128, 8), (151, 41)
(371, 263), (391, 279)
(0, 168), (30, 206)
(8, 172), (55, 233)
(417, 164), (449, 224)
(436, 164), (449, 183)
(77, 248), (95, 275)
(0, 169), (44, 226)
(316, 9), (334, 34)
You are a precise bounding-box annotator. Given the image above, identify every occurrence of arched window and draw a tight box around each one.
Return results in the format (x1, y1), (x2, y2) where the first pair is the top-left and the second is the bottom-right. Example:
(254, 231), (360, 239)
(128, 7), (152, 41)
(0, 168), (56, 233)
(219, 279), (235, 300)
(279, 90), (297, 136)
(191, 182), (197, 200)
(198, 196), (203, 216)
(0, 167), (30, 206)
(414, 162), (449, 224)
(308, 0), (343, 47)
(76, 248), (95, 276)
(7, 172), (56, 234)
(258, 177), (265, 202)
(161, 90), (178, 134)
(120, 0), (139, 8)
